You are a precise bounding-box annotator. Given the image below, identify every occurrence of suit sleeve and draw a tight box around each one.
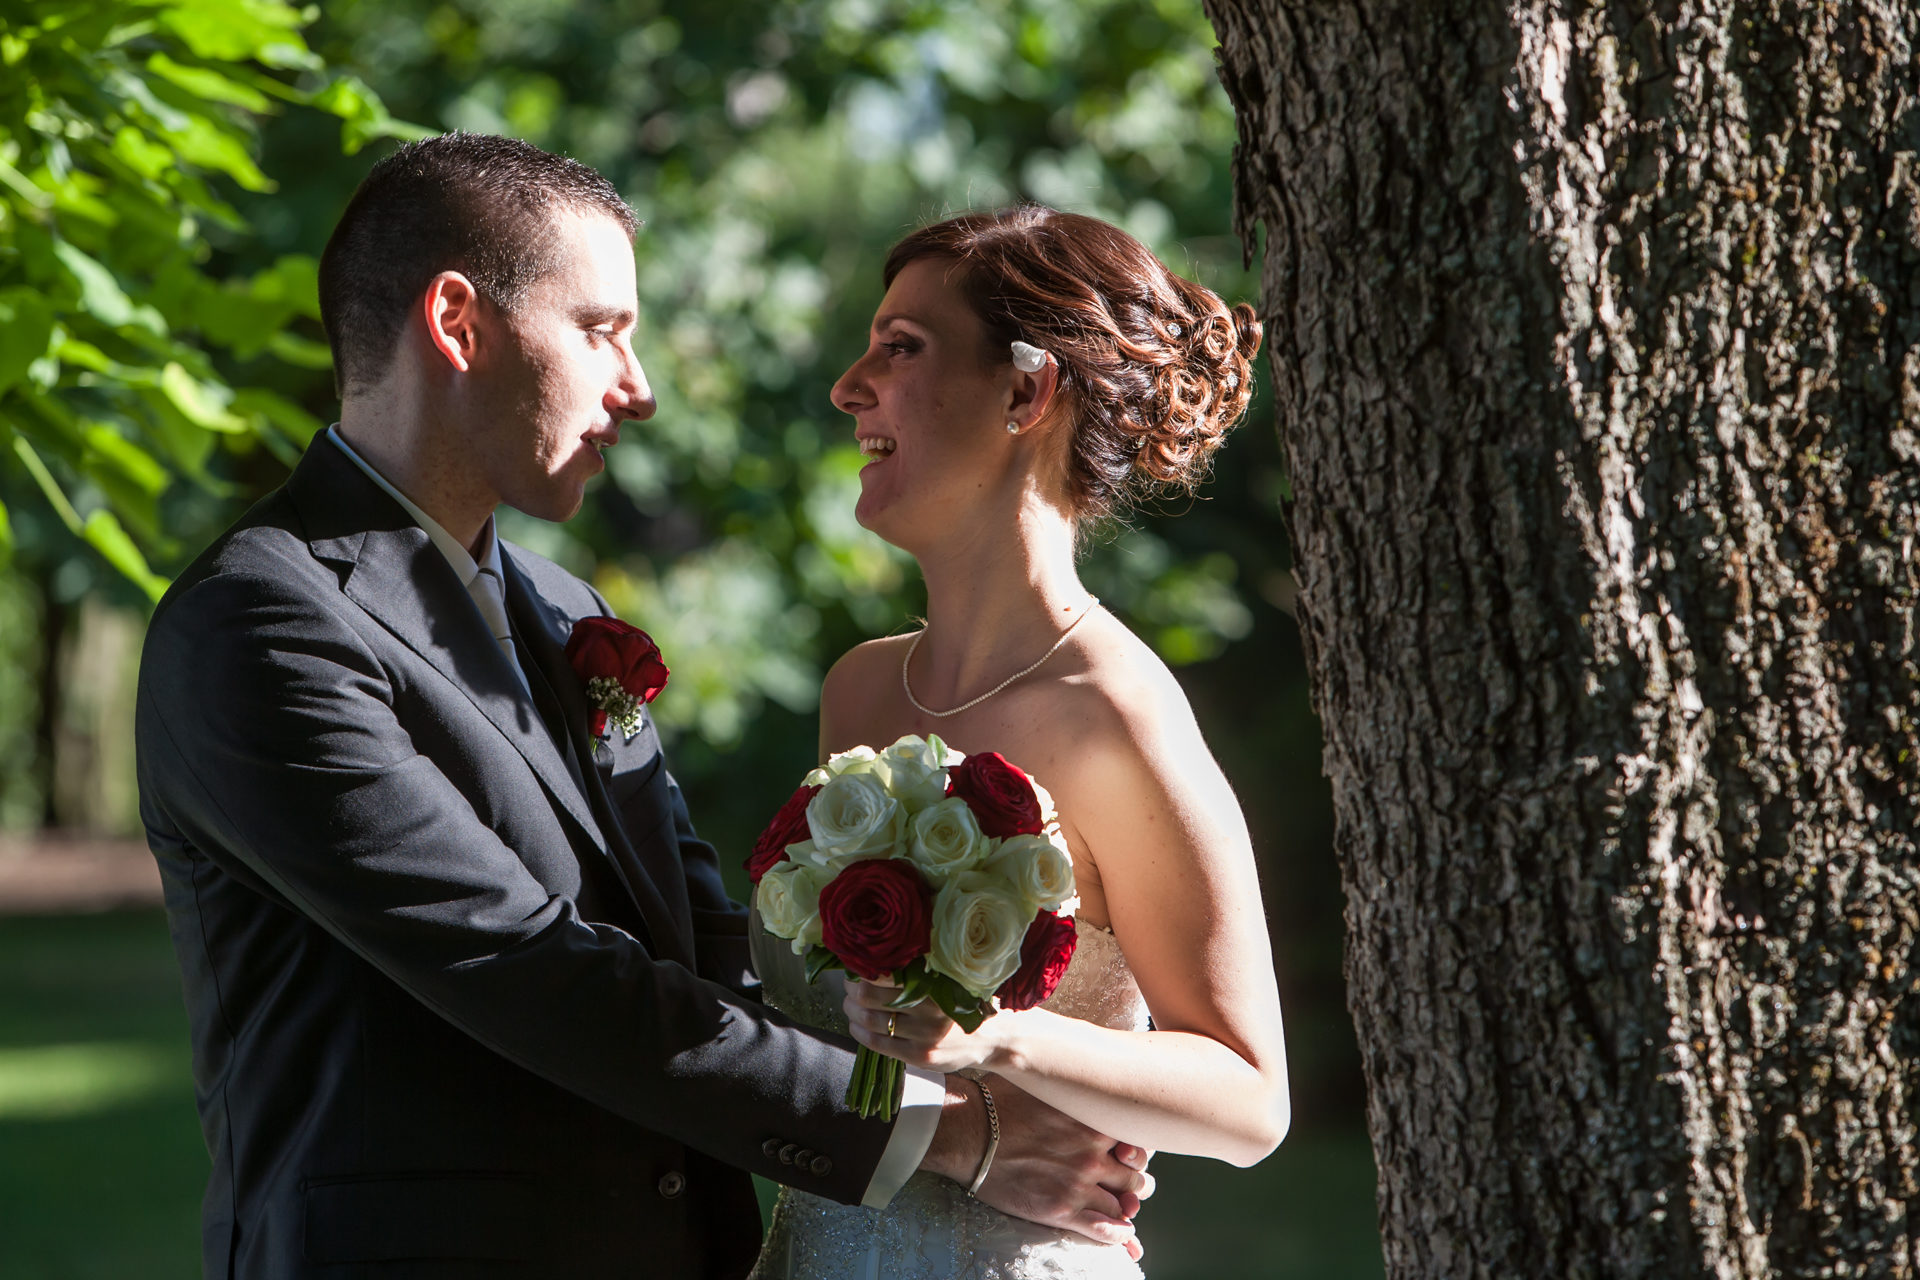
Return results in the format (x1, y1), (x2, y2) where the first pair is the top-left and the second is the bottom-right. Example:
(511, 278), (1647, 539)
(138, 568), (892, 1202)
(657, 761), (757, 996)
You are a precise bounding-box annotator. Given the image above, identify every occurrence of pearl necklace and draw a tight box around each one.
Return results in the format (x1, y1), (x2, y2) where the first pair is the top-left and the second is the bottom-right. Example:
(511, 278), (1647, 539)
(901, 597), (1101, 719)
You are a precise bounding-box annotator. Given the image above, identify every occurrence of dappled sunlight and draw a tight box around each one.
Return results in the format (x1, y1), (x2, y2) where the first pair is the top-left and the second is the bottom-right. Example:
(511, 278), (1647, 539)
(0, 1041), (186, 1121)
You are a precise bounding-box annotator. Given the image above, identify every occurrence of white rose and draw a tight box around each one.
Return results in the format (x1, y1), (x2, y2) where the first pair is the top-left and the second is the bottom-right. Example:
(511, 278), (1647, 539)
(805, 772), (905, 865)
(805, 744), (882, 788)
(927, 873), (1031, 997)
(757, 861), (828, 952)
(906, 798), (989, 884)
(875, 734), (951, 811)
(980, 833), (1077, 912)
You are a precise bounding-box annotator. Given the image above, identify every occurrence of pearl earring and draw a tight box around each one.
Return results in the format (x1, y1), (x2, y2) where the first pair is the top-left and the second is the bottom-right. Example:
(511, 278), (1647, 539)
(1006, 421), (1020, 435)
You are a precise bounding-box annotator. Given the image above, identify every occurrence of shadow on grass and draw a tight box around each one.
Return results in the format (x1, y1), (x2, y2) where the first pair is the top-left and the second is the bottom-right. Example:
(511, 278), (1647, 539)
(1, 909), (1382, 1279)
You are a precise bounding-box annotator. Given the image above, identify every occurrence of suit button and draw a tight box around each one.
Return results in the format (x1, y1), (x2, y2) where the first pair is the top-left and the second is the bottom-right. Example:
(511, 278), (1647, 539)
(810, 1155), (833, 1176)
(762, 1138), (783, 1159)
(658, 1171), (685, 1199)
(778, 1143), (799, 1165)
(793, 1148), (815, 1169)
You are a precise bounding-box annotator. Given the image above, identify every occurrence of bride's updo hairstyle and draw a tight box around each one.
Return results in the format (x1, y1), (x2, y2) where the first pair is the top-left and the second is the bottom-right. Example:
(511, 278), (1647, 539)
(884, 205), (1261, 520)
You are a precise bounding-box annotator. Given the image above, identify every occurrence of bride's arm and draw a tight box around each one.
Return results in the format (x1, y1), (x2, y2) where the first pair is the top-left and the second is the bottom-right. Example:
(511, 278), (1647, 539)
(846, 681), (1291, 1168)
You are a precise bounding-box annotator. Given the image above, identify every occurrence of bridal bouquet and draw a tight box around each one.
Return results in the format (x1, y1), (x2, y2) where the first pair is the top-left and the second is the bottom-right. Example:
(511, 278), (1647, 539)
(747, 734), (1080, 1120)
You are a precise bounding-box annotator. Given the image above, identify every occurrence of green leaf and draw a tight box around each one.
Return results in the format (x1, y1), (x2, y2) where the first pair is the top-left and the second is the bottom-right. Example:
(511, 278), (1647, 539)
(49, 173), (120, 228)
(55, 336), (160, 385)
(888, 960), (936, 1008)
(306, 75), (435, 154)
(157, 0), (319, 69)
(947, 1001), (989, 1035)
(0, 289), (57, 397)
(252, 254), (321, 316)
(11, 437), (84, 536)
(135, 385), (218, 479)
(82, 509), (168, 602)
(146, 52), (274, 112)
(0, 497), (11, 559)
(110, 125), (178, 182)
(0, 157), (54, 209)
(230, 386), (323, 444)
(159, 361), (247, 433)
(83, 423), (171, 496)
(162, 114), (274, 192)
(804, 946), (845, 985)
(196, 255), (323, 355)
(51, 240), (165, 335)
(265, 331), (333, 368)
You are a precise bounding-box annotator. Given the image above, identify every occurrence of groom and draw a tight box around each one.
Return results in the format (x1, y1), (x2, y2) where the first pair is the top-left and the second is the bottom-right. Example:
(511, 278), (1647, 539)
(135, 132), (1146, 1279)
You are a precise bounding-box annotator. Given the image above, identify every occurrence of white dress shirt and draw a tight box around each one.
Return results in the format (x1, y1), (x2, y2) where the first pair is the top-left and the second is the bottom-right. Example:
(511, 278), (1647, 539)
(326, 426), (943, 1206)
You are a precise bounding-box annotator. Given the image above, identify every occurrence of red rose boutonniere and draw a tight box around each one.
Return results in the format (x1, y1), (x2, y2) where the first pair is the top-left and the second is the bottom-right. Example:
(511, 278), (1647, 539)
(565, 616), (669, 741)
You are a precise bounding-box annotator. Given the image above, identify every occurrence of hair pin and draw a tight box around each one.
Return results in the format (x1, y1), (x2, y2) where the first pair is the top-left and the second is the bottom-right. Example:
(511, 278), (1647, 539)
(1010, 341), (1047, 372)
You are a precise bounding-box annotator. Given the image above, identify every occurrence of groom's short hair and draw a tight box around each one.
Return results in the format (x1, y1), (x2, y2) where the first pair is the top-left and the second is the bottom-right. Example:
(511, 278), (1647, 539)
(318, 132), (638, 393)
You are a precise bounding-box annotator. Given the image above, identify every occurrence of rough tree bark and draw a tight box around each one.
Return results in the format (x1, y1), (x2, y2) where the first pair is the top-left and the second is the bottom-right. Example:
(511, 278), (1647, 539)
(1203, 2), (1920, 1275)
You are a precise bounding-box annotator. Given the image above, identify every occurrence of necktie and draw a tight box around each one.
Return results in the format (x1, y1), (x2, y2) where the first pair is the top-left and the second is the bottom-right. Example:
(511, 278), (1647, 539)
(470, 567), (528, 692)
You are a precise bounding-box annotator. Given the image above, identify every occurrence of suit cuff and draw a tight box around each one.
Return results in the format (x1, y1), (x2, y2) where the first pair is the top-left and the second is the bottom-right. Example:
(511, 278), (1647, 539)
(860, 1066), (944, 1208)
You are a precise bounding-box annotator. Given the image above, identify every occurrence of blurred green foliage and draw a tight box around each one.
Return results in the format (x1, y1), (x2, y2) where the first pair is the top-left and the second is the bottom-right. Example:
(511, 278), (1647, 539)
(236, 0), (1279, 767)
(0, 0), (1301, 814)
(0, 0), (424, 605)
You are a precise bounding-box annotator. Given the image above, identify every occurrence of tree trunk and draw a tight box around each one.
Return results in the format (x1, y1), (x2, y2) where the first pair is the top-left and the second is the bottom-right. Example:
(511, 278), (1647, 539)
(1203, 1), (1920, 1275)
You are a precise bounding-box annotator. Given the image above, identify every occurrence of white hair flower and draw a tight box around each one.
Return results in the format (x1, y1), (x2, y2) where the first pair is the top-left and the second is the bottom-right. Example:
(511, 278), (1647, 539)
(1010, 341), (1047, 372)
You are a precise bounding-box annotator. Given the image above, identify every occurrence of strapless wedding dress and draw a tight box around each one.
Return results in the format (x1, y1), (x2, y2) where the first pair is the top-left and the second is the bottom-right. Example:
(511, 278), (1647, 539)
(747, 913), (1151, 1280)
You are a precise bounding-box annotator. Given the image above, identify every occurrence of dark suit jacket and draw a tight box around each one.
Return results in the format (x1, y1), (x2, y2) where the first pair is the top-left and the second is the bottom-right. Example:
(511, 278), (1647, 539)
(136, 434), (892, 1279)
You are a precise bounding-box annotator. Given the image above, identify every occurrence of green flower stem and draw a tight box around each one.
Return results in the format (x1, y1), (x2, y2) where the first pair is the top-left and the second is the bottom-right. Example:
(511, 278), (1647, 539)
(845, 1046), (904, 1120)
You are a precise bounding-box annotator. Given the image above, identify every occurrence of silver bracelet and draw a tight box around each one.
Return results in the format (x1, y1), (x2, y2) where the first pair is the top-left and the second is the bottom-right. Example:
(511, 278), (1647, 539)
(966, 1079), (1001, 1197)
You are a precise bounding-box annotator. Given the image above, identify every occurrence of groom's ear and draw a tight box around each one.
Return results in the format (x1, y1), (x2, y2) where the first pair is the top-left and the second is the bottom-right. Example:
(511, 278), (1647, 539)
(420, 271), (484, 374)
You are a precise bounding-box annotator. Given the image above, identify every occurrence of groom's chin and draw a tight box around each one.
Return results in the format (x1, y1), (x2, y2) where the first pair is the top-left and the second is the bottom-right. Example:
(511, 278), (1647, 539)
(508, 486), (588, 525)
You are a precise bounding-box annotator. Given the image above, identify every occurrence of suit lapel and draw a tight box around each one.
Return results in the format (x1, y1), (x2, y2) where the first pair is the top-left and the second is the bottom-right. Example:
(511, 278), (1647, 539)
(502, 551), (696, 967)
(287, 438), (610, 861)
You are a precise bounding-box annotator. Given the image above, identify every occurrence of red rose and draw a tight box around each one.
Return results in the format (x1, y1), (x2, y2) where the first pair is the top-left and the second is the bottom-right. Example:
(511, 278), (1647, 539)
(566, 616), (670, 701)
(817, 859), (932, 981)
(946, 752), (1044, 838)
(995, 910), (1078, 1011)
(747, 783), (820, 884)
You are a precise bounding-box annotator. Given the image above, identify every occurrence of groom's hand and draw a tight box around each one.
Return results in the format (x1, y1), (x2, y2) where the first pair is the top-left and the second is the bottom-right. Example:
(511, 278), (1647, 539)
(920, 1074), (1153, 1258)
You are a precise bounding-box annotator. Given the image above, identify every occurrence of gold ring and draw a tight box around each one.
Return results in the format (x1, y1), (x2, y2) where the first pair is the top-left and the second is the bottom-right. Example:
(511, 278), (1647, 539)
(886, 1013), (898, 1037)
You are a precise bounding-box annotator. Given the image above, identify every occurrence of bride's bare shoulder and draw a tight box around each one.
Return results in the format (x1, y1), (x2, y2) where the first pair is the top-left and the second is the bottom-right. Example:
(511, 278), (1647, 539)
(821, 632), (917, 722)
(1070, 615), (1204, 747)
(1015, 615), (1213, 807)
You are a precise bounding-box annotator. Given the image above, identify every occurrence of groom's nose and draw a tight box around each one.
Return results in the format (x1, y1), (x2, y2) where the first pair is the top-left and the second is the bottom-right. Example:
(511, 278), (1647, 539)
(609, 340), (655, 422)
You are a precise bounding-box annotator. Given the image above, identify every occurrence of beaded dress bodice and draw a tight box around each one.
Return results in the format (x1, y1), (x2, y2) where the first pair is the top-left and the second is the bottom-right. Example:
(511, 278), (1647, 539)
(747, 914), (1150, 1280)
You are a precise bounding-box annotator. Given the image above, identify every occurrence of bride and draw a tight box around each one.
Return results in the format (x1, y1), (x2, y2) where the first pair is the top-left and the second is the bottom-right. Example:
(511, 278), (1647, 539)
(750, 205), (1289, 1279)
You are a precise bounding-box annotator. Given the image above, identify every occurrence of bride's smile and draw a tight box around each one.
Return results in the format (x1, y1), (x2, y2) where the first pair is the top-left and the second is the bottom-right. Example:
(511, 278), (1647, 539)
(830, 257), (1051, 550)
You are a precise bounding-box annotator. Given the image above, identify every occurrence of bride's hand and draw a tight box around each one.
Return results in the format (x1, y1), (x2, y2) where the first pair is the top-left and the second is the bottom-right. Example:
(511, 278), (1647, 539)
(843, 978), (1007, 1073)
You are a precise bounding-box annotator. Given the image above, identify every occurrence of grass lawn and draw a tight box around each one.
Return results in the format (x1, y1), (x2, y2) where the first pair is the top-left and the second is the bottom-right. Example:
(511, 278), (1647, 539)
(0, 909), (1381, 1278)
